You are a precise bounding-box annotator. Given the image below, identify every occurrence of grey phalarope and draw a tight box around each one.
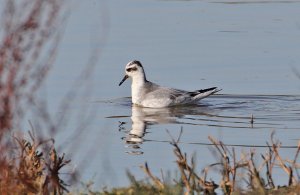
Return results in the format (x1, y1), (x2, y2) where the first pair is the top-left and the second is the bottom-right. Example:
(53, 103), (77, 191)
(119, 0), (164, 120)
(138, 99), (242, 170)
(119, 60), (221, 108)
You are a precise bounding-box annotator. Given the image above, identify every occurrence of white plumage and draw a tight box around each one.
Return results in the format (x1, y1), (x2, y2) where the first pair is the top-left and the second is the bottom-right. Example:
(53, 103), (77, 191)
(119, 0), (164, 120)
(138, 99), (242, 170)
(119, 60), (221, 108)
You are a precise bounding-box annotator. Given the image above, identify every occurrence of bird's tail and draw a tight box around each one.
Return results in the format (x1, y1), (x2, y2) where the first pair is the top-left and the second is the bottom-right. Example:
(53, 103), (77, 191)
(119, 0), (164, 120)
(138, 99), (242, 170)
(190, 87), (221, 100)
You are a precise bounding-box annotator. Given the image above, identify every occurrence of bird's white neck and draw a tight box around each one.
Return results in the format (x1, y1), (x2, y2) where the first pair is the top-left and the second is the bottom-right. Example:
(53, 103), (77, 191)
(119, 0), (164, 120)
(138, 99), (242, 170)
(131, 74), (147, 104)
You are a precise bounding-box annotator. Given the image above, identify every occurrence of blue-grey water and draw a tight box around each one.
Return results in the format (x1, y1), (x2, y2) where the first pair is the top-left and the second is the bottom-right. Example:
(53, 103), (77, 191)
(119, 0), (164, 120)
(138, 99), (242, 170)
(32, 0), (300, 190)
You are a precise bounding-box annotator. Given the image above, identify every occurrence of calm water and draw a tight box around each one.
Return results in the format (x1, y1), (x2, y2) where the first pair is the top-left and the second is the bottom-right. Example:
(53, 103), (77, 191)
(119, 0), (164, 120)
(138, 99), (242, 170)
(39, 0), (300, 190)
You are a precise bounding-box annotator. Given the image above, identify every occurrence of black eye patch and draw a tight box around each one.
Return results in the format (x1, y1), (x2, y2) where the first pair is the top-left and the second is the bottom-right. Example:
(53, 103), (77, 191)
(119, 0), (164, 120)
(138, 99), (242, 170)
(126, 67), (137, 72)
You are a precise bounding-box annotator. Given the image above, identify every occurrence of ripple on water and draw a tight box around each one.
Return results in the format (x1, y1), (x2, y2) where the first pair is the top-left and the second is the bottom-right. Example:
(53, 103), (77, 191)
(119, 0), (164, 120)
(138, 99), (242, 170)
(105, 94), (300, 153)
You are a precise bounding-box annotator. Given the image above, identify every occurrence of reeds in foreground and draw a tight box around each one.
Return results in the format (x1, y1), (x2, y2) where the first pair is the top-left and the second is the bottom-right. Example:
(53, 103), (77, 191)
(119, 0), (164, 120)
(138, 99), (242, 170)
(0, 0), (102, 194)
(0, 1), (71, 194)
(0, 131), (71, 194)
(136, 131), (300, 195)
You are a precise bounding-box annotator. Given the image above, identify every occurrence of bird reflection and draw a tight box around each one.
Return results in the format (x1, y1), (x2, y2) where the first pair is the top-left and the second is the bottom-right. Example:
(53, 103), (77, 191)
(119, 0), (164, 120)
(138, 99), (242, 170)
(120, 104), (218, 155)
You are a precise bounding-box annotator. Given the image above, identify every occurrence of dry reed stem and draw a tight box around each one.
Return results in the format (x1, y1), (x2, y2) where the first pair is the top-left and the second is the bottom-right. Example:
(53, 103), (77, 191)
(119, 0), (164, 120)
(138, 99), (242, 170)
(208, 136), (236, 194)
(248, 151), (266, 194)
(139, 131), (300, 194)
(140, 162), (165, 190)
(271, 133), (297, 186)
(0, 132), (70, 194)
(291, 140), (300, 179)
(261, 153), (275, 189)
(168, 130), (218, 194)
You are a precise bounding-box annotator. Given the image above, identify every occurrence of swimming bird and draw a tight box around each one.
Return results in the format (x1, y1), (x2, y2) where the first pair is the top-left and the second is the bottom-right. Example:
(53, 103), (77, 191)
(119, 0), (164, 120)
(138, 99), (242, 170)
(119, 60), (221, 108)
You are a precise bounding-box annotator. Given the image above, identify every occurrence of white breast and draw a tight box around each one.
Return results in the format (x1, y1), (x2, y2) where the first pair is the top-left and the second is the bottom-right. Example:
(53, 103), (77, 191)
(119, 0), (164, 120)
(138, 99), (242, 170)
(131, 82), (143, 105)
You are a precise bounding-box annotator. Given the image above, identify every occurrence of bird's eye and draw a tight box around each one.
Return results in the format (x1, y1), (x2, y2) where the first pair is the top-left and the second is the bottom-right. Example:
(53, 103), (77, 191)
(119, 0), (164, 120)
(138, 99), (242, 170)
(126, 67), (137, 72)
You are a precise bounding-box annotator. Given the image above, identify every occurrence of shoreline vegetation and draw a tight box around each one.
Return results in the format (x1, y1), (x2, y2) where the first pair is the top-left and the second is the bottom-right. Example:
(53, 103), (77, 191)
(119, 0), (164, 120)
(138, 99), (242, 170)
(82, 130), (300, 195)
(1, 129), (300, 194)
(0, 0), (95, 194)
(0, 0), (73, 194)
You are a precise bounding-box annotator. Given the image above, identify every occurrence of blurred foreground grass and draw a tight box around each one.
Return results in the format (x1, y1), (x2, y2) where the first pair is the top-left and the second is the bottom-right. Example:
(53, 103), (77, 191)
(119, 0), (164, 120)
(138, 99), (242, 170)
(0, 0), (96, 194)
(73, 131), (300, 195)
(2, 130), (300, 194)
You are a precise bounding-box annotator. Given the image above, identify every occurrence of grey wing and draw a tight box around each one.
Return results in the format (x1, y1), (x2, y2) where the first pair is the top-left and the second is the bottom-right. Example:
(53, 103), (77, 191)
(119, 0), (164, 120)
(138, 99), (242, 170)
(144, 86), (180, 99)
(142, 82), (220, 107)
(172, 89), (195, 104)
(144, 84), (190, 104)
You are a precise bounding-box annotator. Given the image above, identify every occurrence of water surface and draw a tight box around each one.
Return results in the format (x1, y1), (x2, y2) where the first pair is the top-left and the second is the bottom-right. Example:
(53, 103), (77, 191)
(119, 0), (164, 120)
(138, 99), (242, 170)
(41, 0), (300, 189)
